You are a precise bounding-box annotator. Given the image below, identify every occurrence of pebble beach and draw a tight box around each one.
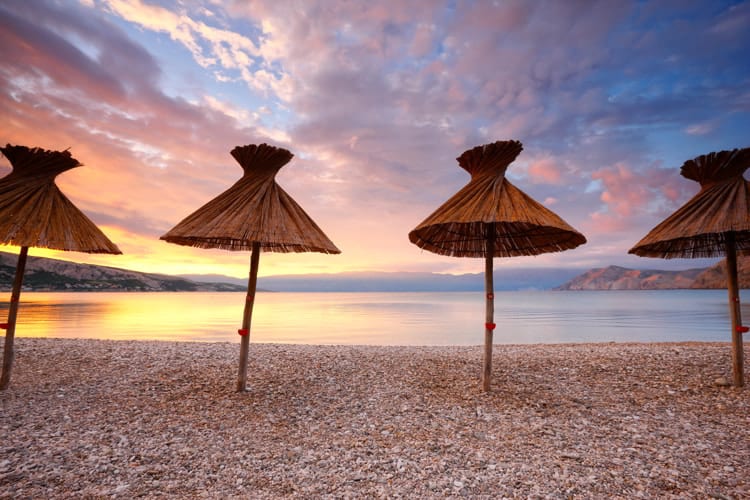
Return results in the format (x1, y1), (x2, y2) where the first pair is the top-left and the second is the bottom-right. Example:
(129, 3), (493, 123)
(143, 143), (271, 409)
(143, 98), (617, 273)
(1, 338), (748, 499)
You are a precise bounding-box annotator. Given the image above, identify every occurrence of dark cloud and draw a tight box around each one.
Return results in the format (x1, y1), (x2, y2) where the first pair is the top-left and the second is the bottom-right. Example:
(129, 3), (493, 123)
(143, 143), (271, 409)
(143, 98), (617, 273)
(0, 2), (127, 101)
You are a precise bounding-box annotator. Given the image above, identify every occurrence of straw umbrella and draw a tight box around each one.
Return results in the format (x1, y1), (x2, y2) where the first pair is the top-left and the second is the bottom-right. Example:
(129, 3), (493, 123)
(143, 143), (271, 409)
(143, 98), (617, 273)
(161, 143), (340, 391)
(0, 144), (122, 390)
(629, 147), (750, 387)
(409, 140), (586, 391)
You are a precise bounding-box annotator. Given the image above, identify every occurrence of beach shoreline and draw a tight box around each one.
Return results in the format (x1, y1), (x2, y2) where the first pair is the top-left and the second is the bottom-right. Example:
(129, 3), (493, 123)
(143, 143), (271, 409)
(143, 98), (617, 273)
(1, 338), (748, 498)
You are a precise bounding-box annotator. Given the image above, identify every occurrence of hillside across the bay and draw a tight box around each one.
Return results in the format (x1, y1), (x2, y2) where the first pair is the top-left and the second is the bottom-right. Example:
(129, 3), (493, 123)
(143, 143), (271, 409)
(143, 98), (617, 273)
(555, 259), (749, 290)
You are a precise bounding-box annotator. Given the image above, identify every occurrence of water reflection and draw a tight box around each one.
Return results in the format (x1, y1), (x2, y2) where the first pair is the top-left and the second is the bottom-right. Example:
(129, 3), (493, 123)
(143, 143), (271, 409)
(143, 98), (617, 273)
(0, 290), (743, 345)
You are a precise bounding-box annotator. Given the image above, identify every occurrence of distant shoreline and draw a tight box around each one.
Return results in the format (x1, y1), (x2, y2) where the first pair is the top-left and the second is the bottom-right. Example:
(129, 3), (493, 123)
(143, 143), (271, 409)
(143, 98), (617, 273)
(1, 287), (746, 294)
(6, 250), (745, 293)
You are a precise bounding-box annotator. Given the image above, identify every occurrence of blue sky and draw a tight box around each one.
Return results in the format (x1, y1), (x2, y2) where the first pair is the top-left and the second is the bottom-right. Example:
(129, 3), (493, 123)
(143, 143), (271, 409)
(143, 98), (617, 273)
(1, 0), (749, 277)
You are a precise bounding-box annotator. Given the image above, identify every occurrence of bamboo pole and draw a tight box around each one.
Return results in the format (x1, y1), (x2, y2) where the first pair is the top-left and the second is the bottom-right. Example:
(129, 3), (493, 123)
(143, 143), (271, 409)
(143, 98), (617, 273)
(1, 246), (29, 390)
(236, 241), (261, 392)
(725, 233), (744, 387)
(481, 224), (495, 392)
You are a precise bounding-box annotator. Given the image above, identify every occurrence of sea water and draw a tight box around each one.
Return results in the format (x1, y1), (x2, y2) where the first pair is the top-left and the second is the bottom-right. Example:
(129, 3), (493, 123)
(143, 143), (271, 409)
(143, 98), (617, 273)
(0, 290), (743, 345)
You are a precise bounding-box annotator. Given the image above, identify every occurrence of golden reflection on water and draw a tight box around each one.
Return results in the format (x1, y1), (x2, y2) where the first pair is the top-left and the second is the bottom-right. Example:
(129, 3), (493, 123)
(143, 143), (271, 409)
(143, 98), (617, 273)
(0, 290), (739, 345)
(0, 293), (243, 342)
(0, 292), (479, 345)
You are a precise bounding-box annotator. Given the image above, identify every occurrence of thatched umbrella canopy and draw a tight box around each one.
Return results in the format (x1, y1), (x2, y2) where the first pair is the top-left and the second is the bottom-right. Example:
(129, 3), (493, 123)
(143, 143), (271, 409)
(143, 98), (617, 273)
(629, 147), (750, 387)
(409, 140), (586, 391)
(161, 143), (340, 391)
(0, 144), (122, 389)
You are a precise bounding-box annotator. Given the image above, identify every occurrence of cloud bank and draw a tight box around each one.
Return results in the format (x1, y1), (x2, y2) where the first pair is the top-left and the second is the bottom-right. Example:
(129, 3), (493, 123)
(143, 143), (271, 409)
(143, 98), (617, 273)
(1, 0), (748, 276)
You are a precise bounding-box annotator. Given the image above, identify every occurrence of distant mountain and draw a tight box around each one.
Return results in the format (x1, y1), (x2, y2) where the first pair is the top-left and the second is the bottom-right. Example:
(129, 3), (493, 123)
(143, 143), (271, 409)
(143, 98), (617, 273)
(180, 273), (248, 286)
(691, 257), (750, 288)
(555, 265), (704, 290)
(556, 259), (750, 290)
(0, 252), (245, 292)
(7, 249), (747, 293)
(251, 268), (585, 292)
(0, 252), (584, 293)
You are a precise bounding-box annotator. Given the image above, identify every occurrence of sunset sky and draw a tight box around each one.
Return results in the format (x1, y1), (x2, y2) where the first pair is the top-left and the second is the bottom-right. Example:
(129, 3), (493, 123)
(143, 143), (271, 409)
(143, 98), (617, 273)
(1, 0), (749, 279)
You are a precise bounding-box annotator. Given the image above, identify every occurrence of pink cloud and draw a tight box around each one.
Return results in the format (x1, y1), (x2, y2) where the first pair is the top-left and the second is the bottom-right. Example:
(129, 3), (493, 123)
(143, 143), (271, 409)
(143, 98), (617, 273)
(527, 156), (563, 184)
(586, 211), (633, 234)
(592, 163), (641, 217)
(591, 162), (693, 220)
(410, 23), (435, 57)
(454, 0), (533, 32)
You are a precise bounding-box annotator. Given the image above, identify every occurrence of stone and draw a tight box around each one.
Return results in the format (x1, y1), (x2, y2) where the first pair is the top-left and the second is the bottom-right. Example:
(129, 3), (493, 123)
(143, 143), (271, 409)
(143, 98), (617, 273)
(713, 377), (731, 387)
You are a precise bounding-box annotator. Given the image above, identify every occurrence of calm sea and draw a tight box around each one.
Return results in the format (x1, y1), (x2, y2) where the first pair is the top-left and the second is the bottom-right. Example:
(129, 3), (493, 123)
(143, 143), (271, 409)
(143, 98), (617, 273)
(0, 290), (744, 346)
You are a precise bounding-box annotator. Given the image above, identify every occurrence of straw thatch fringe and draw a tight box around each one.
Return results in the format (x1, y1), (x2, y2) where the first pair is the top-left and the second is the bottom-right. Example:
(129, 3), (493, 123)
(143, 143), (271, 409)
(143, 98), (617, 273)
(0, 145), (121, 254)
(629, 147), (750, 259)
(409, 140), (586, 258)
(161, 143), (340, 254)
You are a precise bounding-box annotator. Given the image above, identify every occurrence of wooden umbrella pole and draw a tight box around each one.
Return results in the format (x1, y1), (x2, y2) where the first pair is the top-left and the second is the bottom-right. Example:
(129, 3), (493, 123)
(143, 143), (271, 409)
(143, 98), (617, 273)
(481, 224), (495, 392)
(1, 246), (29, 390)
(725, 233), (744, 387)
(236, 241), (261, 392)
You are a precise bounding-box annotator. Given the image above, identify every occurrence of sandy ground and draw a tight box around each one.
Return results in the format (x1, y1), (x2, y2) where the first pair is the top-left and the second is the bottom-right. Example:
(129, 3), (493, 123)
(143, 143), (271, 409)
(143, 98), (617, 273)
(0, 338), (748, 499)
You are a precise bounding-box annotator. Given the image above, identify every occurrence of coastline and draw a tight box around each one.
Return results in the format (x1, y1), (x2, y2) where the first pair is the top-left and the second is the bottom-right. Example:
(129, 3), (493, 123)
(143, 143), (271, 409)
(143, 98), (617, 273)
(1, 338), (748, 498)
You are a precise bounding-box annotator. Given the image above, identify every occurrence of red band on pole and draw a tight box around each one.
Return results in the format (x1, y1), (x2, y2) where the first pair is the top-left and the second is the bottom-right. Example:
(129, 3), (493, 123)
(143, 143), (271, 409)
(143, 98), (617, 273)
(238, 329), (249, 336)
(486, 293), (494, 300)
(0, 323), (7, 330)
(485, 322), (496, 330)
(737, 326), (749, 333)
(246, 295), (254, 302)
